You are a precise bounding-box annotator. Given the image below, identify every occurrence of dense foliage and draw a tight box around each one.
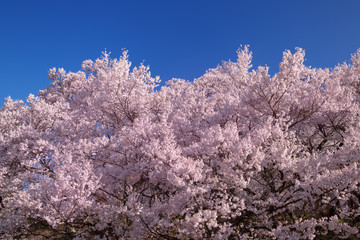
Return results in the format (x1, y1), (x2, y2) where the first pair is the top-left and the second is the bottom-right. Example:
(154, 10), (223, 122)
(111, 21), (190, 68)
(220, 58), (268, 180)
(1, 47), (360, 239)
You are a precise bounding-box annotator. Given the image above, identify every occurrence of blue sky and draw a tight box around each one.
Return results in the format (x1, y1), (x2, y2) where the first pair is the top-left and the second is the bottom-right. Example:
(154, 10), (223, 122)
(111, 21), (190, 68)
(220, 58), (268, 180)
(1, 0), (360, 103)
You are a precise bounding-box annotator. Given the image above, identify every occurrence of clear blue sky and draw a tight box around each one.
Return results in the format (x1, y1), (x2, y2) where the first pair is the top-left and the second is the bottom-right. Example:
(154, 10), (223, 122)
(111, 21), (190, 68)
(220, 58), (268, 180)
(1, 0), (360, 103)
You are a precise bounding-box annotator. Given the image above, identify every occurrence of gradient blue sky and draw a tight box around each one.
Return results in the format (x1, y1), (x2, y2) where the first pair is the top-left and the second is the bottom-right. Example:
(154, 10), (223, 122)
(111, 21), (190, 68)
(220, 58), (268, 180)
(1, 0), (360, 103)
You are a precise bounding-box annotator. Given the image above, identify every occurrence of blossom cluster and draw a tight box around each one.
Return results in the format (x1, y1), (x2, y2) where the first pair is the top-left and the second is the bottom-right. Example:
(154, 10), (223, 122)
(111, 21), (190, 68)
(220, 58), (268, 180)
(0, 47), (360, 239)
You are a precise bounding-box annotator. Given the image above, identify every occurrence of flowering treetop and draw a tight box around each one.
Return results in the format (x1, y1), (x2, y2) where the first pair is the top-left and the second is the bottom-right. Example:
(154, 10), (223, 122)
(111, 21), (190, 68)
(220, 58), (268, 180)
(0, 47), (360, 239)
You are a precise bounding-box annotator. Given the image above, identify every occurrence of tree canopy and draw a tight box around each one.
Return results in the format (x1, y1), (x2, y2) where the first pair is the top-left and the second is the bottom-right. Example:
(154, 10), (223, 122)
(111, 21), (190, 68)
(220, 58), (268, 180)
(1, 47), (360, 239)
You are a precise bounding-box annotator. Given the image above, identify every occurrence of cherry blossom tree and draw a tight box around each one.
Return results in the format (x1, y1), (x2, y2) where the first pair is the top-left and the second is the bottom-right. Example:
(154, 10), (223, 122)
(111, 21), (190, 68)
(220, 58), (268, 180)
(0, 47), (360, 239)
